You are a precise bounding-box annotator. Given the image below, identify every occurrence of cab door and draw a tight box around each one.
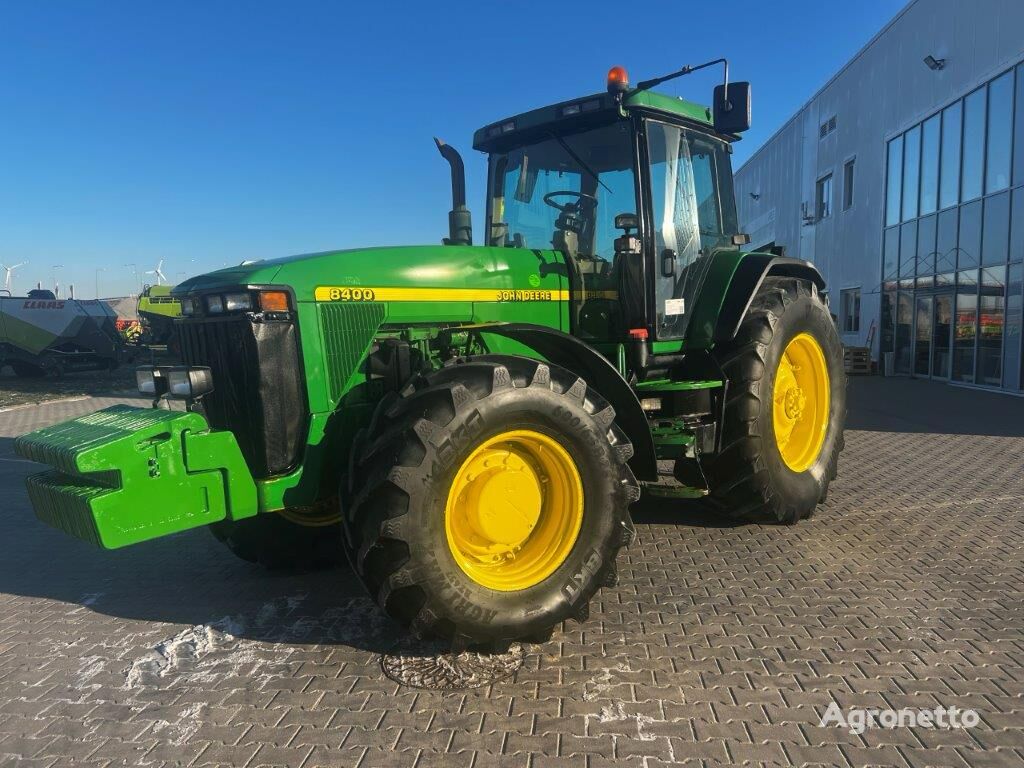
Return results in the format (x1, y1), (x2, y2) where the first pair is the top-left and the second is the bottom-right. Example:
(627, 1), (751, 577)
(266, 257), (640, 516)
(643, 120), (739, 341)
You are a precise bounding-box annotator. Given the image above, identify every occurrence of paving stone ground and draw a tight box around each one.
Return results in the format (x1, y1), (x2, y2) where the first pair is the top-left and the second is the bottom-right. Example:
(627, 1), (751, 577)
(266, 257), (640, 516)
(0, 378), (1021, 767)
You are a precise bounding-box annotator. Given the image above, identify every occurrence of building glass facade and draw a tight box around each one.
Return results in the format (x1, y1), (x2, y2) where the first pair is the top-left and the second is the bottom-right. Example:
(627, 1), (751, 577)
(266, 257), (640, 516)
(882, 62), (1024, 392)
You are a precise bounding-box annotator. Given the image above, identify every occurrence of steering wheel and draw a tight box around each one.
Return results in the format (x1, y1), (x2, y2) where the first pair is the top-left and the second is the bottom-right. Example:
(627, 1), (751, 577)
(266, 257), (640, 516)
(543, 190), (598, 212)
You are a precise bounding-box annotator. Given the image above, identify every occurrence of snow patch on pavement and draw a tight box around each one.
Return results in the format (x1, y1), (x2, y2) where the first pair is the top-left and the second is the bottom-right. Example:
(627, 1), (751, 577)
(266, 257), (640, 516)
(122, 595), (390, 689)
(124, 618), (239, 688)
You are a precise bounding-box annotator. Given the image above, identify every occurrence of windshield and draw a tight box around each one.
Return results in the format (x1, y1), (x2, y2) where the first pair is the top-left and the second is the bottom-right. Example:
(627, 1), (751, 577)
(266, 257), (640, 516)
(487, 122), (636, 258)
(488, 121), (636, 338)
(647, 121), (738, 339)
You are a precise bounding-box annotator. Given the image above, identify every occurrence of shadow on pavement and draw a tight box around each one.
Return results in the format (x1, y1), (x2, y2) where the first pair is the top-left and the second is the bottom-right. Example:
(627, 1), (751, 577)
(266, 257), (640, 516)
(846, 375), (1024, 437)
(0, 436), (402, 654)
(629, 495), (739, 527)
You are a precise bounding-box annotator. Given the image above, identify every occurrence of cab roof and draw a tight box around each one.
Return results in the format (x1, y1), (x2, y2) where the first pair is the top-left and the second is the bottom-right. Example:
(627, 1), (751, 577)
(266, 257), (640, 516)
(472, 89), (718, 154)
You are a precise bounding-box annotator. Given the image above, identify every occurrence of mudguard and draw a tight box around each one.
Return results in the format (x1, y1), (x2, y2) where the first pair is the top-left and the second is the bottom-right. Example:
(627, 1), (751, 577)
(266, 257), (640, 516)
(472, 323), (658, 481)
(713, 255), (826, 344)
(15, 405), (257, 549)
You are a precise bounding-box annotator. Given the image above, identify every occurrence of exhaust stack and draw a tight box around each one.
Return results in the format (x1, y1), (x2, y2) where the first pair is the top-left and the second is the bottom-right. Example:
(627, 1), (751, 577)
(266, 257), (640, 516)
(434, 138), (473, 246)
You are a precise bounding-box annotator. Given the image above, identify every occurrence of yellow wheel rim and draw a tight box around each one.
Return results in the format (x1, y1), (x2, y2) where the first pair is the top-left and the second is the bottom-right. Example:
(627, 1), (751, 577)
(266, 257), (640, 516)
(772, 333), (830, 472)
(277, 500), (342, 527)
(444, 429), (584, 592)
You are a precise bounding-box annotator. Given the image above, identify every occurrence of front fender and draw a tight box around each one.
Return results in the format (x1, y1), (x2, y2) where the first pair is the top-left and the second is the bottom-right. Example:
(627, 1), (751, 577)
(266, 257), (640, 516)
(472, 323), (658, 482)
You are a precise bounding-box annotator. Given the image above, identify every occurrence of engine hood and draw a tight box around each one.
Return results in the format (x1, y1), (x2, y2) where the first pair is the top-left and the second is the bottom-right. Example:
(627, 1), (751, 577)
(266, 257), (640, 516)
(174, 245), (565, 301)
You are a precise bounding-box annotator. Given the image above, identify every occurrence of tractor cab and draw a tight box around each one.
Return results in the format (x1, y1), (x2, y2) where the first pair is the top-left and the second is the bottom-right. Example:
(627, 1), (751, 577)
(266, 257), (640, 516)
(471, 65), (751, 344)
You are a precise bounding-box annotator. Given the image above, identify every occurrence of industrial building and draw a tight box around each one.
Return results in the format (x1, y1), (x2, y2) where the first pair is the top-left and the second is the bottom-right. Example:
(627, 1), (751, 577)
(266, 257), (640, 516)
(734, 0), (1024, 393)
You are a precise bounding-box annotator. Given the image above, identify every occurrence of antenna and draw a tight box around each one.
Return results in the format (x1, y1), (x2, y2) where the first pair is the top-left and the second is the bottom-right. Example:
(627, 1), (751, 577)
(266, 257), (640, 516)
(1, 262), (27, 293)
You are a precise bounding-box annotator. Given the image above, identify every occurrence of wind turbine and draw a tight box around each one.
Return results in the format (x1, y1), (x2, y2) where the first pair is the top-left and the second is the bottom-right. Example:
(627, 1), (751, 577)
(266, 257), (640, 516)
(145, 259), (168, 286)
(1, 262), (27, 293)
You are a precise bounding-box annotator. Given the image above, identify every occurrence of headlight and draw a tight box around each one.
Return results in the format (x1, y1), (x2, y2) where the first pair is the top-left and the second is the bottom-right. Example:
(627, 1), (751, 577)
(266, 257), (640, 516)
(180, 297), (195, 316)
(206, 295), (224, 314)
(223, 292), (252, 312)
(166, 366), (214, 398)
(135, 366), (167, 396)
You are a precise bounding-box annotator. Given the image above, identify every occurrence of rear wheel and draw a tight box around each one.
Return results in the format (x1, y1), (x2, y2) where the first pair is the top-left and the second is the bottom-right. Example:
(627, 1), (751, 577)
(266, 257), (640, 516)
(343, 356), (639, 648)
(208, 502), (343, 571)
(705, 276), (846, 523)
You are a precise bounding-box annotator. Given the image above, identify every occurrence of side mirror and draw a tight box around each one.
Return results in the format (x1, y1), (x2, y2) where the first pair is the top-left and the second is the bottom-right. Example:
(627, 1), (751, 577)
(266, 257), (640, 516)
(713, 81), (751, 134)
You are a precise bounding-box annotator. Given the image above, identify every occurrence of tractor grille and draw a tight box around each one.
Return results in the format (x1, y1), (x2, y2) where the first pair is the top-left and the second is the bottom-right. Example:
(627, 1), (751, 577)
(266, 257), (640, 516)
(176, 315), (306, 478)
(318, 302), (385, 401)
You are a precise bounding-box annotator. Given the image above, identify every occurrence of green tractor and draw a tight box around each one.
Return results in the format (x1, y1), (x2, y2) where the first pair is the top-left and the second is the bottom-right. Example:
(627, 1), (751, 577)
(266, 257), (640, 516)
(16, 63), (845, 648)
(136, 283), (182, 346)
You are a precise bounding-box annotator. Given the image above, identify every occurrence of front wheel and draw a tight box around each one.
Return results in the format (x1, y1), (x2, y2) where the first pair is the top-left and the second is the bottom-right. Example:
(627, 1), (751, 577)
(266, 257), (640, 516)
(343, 356), (639, 648)
(705, 276), (846, 524)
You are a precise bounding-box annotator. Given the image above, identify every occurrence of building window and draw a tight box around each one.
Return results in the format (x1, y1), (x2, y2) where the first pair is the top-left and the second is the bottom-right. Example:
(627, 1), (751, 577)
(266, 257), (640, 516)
(978, 266), (1006, 386)
(953, 269), (979, 382)
(1011, 188), (1024, 264)
(896, 292), (913, 375)
(985, 71), (1013, 194)
(842, 159), (855, 210)
(900, 221), (918, 278)
(816, 174), (833, 220)
(1015, 63), (1024, 188)
(958, 200), (982, 269)
(902, 125), (921, 221)
(883, 226), (900, 284)
(936, 208), (959, 273)
(939, 101), (962, 209)
(917, 214), (937, 275)
(920, 114), (940, 215)
(840, 288), (861, 333)
(982, 192), (1010, 266)
(961, 87), (986, 201)
(886, 136), (903, 226)
(1005, 263), (1023, 390)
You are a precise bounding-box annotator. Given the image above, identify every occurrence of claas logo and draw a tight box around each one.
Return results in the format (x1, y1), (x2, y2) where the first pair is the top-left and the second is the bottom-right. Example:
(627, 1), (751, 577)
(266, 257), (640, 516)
(23, 300), (66, 309)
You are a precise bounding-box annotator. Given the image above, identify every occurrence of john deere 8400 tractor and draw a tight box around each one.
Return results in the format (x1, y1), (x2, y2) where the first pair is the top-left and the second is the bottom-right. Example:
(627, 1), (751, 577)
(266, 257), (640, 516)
(16, 63), (845, 647)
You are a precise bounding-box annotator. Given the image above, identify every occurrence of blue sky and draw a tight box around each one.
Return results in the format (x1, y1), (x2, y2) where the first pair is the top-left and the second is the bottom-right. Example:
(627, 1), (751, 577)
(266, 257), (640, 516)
(0, 0), (902, 298)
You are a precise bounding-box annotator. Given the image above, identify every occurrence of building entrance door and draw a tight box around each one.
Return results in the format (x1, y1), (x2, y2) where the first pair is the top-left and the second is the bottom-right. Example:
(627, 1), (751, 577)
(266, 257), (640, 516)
(932, 291), (953, 379)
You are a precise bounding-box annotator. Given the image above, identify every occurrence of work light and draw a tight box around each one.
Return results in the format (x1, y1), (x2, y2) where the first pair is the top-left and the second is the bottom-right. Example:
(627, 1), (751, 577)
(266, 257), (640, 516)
(135, 366), (167, 396)
(206, 295), (224, 314)
(166, 366), (214, 399)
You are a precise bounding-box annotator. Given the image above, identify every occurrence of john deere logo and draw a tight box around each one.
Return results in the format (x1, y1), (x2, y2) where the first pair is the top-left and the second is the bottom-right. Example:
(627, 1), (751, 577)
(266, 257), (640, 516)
(528, 274), (541, 288)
